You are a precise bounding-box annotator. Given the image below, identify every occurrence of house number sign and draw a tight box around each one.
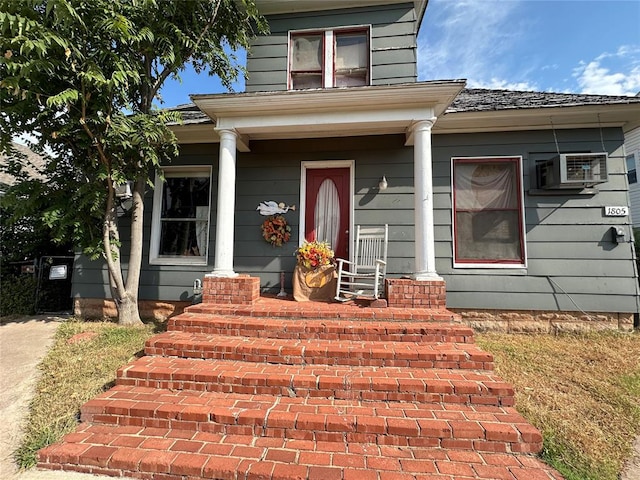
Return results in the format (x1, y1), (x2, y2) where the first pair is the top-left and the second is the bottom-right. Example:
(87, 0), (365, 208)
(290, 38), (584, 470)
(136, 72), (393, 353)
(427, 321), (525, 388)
(604, 206), (629, 217)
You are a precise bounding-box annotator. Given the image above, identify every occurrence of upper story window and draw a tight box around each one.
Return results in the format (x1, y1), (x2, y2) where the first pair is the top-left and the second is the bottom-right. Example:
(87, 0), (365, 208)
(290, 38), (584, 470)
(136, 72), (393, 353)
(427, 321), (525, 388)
(452, 157), (526, 268)
(150, 166), (212, 265)
(289, 28), (370, 90)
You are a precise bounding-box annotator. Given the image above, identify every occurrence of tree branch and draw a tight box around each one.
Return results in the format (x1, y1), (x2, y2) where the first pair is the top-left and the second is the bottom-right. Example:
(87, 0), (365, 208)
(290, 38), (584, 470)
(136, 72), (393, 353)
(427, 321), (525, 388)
(150, 0), (222, 102)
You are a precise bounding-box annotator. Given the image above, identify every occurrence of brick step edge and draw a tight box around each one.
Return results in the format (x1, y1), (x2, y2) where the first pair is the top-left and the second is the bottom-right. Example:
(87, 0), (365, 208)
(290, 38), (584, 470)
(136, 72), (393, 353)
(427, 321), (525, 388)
(117, 360), (513, 406)
(117, 377), (513, 407)
(80, 401), (540, 453)
(168, 315), (475, 343)
(145, 333), (494, 370)
(184, 304), (463, 322)
(38, 425), (559, 480)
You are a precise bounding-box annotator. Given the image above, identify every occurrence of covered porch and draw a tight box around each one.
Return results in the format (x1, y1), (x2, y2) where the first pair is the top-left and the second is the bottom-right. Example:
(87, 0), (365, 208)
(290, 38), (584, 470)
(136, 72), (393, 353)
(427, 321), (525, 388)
(176, 81), (464, 284)
(180, 81), (465, 307)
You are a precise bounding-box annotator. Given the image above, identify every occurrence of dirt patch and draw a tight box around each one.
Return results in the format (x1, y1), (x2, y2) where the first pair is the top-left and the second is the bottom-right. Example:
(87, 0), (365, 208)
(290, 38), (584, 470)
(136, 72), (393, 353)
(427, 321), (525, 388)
(66, 332), (98, 344)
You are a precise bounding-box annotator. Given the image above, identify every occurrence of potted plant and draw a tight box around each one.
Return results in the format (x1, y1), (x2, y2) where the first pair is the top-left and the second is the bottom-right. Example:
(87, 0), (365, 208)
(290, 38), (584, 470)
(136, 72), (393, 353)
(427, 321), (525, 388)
(295, 240), (334, 269)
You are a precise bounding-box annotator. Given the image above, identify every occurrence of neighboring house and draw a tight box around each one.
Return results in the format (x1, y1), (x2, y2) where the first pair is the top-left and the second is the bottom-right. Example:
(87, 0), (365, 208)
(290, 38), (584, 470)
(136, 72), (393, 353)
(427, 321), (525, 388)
(0, 142), (46, 196)
(626, 124), (640, 226)
(73, 0), (640, 331)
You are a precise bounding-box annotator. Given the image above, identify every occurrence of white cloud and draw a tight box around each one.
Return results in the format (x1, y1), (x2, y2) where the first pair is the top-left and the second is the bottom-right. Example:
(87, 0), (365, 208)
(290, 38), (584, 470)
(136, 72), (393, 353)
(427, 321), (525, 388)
(467, 78), (538, 92)
(572, 45), (640, 96)
(418, 0), (526, 84)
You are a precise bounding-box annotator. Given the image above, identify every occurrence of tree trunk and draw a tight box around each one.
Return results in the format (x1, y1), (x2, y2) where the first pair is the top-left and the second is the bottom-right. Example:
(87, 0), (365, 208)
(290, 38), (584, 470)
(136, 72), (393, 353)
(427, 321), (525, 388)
(116, 292), (142, 326)
(104, 176), (144, 327)
(116, 176), (146, 327)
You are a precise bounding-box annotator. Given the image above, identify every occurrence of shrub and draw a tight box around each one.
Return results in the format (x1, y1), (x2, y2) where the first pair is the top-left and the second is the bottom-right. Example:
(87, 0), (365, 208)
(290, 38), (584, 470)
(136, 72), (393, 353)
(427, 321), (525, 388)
(0, 274), (37, 315)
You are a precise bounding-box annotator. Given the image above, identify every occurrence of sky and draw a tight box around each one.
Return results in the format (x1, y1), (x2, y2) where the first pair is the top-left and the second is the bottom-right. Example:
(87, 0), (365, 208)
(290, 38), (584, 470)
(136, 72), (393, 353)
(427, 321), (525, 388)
(158, 0), (640, 108)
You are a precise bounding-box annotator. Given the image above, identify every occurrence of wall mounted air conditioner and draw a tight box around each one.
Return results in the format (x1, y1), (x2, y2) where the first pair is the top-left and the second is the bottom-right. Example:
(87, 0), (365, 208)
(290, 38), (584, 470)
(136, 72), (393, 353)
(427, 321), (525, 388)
(115, 180), (133, 199)
(537, 153), (608, 189)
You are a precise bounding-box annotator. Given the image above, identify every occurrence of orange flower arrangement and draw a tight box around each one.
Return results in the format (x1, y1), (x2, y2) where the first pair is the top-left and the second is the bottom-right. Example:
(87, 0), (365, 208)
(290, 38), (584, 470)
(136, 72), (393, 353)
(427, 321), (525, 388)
(261, 215), (291, 247)
(295, 240), (334, 270)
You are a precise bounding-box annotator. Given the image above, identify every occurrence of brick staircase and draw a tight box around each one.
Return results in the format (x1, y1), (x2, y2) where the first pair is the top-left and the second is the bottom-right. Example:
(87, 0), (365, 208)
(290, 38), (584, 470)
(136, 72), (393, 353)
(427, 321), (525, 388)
(38, 301), (562, 479)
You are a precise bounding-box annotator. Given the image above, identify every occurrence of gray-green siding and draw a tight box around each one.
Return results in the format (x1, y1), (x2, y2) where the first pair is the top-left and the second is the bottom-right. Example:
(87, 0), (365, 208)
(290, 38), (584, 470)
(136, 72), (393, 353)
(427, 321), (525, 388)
(72, 129), (639, 314)
(433, 128), (638, 313)
(246, 3), (418, 92)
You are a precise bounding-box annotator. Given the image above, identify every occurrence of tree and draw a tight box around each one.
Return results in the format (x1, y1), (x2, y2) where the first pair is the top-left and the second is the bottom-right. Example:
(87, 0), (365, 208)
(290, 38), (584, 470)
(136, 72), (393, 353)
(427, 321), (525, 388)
(0, 0), (266, 325)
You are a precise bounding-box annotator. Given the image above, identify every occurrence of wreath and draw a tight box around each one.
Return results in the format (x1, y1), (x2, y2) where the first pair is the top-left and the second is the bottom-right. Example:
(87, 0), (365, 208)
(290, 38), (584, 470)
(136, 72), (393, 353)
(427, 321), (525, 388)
(261, 214), (291, 247)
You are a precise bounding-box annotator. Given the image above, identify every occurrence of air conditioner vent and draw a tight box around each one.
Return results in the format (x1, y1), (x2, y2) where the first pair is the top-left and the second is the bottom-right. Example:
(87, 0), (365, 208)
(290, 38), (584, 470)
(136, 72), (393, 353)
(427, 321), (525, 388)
(115, 181), (133, 199)
(537, 153), (608, 189)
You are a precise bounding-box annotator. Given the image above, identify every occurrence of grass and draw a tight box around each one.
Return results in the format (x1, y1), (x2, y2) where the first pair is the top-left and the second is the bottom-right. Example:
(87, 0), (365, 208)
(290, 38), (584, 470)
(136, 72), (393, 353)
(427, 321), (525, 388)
(477, 331), (640, 480)
(14, 318), (640, 480)
(14, 318), (162, 469)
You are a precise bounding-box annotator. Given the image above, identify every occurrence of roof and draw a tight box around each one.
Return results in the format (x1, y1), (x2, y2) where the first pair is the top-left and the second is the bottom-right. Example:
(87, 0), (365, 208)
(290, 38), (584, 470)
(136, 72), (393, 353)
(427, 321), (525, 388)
(168, 86), (640, 141)
(172, 87), (640, 122)
(0, 142), (47, 189)
(170, 103), (211, 125)
(447, 89), (640, 113)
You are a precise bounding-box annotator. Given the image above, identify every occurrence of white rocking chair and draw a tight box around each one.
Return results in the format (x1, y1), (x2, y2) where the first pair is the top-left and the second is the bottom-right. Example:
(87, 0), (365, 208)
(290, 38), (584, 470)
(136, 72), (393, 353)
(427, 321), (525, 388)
(335, 224), (388, 302)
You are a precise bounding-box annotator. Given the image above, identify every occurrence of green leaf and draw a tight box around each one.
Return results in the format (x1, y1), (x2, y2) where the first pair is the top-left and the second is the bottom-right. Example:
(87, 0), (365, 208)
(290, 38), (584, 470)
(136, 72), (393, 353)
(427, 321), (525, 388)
(0, 0), (266, 324)
(45, 88), (79, 108)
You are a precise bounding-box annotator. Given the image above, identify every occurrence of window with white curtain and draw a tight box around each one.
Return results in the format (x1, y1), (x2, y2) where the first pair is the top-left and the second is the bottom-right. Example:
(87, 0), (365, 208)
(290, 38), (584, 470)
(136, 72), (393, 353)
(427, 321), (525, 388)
(314, 178), (340, 247)
(289, 27), (370, 90)
(452, 157), (526, 267)
(150, 167), (211, 265)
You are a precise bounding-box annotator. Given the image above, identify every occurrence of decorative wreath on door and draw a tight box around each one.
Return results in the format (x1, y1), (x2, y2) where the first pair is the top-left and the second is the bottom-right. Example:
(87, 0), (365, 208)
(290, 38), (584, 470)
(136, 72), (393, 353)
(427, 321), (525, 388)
(261, 214), (291, 247)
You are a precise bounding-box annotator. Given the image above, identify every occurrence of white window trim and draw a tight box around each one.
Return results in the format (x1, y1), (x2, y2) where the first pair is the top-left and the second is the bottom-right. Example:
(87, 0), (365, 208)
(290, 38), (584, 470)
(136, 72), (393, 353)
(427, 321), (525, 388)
(288, 25), (372, 90)
(300, 160), (355, 263)
(451, 156), (528, 269)
(149, 166), (212, 266)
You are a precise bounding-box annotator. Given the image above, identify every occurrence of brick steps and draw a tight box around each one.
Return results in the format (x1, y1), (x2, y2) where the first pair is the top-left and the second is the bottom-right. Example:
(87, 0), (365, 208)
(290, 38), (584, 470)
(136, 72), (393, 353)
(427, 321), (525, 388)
(169, 315), (475, 343)
(116, 356), (514, 405)
(185, 302), (460, 322)
(80, 385), (538, 452)
(146, 331), (494, 370)
(37, 304), (561, 479)
(38, 424), (561, 480)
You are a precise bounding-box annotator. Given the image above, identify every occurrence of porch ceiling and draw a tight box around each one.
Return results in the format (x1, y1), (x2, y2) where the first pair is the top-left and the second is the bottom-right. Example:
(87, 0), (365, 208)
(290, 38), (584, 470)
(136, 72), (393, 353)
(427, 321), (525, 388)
(190, 81), (466, 148)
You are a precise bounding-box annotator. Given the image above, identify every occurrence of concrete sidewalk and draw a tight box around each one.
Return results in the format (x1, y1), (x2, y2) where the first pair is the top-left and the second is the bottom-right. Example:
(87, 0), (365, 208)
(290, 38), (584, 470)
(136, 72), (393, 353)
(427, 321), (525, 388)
(0, 316), (120, 480)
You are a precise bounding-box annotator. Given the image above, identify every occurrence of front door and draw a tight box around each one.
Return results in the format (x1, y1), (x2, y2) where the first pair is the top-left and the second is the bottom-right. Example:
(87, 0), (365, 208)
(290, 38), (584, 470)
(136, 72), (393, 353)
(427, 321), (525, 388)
(304, 166), (351, 259)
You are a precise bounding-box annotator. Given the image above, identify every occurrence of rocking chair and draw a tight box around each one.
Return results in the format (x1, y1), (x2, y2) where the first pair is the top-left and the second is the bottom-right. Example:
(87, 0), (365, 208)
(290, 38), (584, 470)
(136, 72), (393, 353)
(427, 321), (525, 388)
(334, 224), (388, 302)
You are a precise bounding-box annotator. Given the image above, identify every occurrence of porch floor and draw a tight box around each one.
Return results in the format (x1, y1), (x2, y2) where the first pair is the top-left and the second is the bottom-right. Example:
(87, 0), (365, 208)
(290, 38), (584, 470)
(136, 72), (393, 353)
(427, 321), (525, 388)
(187, 294), (460, 322)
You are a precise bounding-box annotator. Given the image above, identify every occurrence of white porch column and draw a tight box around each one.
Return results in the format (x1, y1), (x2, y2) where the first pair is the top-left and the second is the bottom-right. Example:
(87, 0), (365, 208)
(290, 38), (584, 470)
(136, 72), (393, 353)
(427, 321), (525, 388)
(209, 128), (238, 277)
(411, 119), (442, 281)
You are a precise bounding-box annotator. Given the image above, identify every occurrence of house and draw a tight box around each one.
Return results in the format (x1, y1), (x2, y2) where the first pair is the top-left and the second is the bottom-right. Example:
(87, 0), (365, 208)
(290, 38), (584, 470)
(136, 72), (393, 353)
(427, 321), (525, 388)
(625, 123), (640, 226)
(72, 0), (640, 331)
(0, 141), (47, 196)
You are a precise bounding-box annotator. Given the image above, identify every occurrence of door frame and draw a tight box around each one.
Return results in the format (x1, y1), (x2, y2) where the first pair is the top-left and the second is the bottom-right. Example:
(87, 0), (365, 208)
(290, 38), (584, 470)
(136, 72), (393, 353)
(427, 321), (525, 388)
(300, 160), (355, 262)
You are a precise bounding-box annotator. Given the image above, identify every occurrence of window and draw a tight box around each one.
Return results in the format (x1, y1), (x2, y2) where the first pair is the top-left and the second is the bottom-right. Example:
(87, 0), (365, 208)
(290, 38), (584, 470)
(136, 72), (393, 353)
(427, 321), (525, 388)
(626, 154), (637, 185)
(452, 157), (526, 267)
(150, 167), (211, 265)
(289, 28), (369, 90)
